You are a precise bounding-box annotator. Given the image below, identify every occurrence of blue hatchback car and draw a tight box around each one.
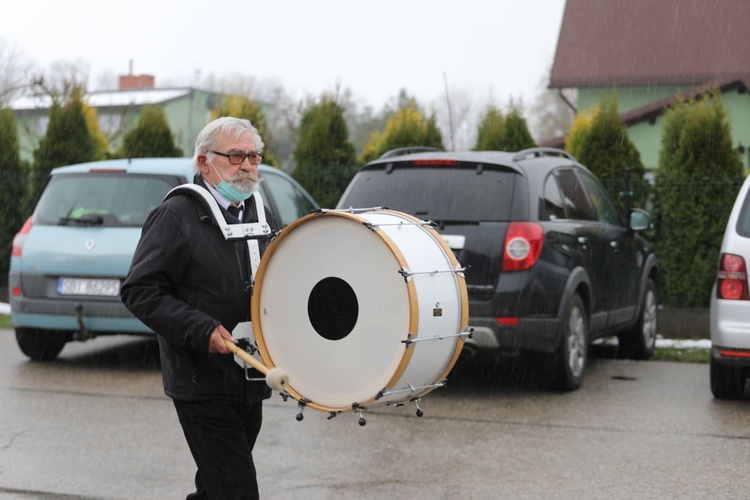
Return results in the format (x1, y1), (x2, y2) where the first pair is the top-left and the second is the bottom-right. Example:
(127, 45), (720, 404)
(8, 158), (318, 360)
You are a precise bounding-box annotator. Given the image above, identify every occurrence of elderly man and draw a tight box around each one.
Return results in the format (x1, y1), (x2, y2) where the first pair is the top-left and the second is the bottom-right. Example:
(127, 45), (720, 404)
(121, 117), (281, 499)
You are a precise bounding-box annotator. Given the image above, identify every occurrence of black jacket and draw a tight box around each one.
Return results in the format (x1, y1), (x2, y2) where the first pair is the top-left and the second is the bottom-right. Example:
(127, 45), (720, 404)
(121, 176), (281, 401)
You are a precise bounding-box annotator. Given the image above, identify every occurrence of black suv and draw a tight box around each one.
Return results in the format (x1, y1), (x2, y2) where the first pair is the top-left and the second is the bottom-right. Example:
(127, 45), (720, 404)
(337, 148), (658, 391)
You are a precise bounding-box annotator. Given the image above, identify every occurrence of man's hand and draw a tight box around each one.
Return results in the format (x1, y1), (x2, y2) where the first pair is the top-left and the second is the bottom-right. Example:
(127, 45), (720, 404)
(208, 325), (235, 354)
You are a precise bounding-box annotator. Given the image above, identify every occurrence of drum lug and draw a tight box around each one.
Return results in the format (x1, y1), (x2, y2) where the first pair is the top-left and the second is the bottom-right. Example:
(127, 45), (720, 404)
(352, 403), (367, 426)
(397, 267), (412, 282)
(401, 333), (416, 348)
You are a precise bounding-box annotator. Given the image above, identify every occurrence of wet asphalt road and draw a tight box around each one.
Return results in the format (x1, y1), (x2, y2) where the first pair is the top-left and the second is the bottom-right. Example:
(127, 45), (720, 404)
(0, 330), (749, 500)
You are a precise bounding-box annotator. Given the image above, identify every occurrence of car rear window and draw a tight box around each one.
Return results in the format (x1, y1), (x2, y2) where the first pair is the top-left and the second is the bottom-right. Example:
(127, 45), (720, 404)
(339, 162), (517, 222)
(737, 188), (750, 237)
(33, 172), (183, 228)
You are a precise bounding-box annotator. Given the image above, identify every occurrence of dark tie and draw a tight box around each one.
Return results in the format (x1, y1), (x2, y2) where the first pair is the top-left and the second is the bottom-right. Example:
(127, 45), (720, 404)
(227, 204), (242, 221)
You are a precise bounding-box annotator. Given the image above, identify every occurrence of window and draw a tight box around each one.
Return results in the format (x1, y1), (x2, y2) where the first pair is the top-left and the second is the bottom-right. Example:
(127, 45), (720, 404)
(578, 172), (622, 226)
(339, 163), (517, 222)
(35, 116), (49, 136)
(736, 188), (750, 237)
(260, 171), (316, 226)
(98, 113), (122, 134)
(541, 174), (566, 221)
(34, 173), (181, 227)
(554, 169), (595, 221)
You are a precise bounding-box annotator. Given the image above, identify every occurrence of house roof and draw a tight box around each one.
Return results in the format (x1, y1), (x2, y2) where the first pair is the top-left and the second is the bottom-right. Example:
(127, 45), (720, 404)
(618, 78), (750, 125)
(549, 0), (750, 89)
(10, 88), (194, 111)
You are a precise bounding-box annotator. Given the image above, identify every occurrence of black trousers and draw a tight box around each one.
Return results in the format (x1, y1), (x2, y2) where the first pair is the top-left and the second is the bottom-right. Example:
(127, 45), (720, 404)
(173, 396), (263, 500)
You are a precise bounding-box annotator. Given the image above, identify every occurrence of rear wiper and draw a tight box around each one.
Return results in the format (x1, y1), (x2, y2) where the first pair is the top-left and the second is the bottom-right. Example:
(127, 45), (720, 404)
(58, 214), (104, 226)
(430, 219), (482, 228)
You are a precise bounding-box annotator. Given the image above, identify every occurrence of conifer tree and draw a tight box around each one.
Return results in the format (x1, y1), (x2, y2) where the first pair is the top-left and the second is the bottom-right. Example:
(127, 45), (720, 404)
(33, 86), (95, 171)
(292, 94), (357, 208)
(499, 105), (537, 151)
(652, 91), (744, 307)
(565, 93), (645, 205)
(120, 105), (182, 158)
(30, 86), (96, 213)
(0, 106), (24, 286)
(563, 109), (594, 160)
(360, 99), (443, 163)
(474, 105), (504, 150)
(83, 102), (109, 160)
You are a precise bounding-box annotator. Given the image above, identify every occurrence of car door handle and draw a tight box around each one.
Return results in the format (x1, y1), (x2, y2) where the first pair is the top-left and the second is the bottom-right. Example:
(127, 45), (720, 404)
(610, 241), (620, 250)
(577, 237), (589, 245)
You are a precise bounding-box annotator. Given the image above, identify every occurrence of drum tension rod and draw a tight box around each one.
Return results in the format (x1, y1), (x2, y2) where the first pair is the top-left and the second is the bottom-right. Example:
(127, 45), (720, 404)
(327, 410), (341, 420)
(402, 329), (474, 347)
(398, 266), (471, 283)
(327, 206), (387, 214)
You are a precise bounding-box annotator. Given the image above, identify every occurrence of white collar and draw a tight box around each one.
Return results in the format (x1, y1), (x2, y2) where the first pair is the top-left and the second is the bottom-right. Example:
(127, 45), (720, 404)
(201, 178), (244, 211)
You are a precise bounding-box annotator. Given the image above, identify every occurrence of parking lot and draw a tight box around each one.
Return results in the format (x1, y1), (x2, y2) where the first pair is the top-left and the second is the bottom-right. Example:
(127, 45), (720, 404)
(1, 330), (749, 499)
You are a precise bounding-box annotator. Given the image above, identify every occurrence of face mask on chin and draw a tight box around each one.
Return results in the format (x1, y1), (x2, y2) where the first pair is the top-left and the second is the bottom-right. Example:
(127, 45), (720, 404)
(208, 162), (256, 203)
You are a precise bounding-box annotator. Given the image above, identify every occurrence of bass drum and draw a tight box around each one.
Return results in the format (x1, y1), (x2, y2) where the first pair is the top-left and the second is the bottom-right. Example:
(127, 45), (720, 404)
(251, 209), (468, 414)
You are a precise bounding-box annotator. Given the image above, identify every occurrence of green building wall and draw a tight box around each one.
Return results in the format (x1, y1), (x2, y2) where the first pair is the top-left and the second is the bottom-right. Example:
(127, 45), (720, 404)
(577, 86), (750, 172)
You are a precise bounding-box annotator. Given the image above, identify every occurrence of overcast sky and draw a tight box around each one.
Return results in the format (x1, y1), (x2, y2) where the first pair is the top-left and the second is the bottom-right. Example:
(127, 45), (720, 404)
(2, 0), (567, 111)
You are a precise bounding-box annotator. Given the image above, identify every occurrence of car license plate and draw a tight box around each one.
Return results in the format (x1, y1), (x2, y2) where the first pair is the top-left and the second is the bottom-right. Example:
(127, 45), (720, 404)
(57, 278), (121, 297)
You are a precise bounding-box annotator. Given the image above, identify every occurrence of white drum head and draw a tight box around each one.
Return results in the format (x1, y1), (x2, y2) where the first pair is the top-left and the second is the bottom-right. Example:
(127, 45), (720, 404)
(252, 212), (417, 411)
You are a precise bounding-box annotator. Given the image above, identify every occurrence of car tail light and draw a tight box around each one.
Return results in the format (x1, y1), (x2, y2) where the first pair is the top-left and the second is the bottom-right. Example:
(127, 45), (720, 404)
(716, 253), (749, 300)
(496, 317), (519, 326)
(502, 222), (544, 272)
(717, 348), (750, 358)
(410, 159), (459, 166)
(11, 217), (32, 257)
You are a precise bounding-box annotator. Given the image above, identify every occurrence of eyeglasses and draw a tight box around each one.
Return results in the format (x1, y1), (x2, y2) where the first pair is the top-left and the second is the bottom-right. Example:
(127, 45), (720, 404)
(209, 150), (264, 166)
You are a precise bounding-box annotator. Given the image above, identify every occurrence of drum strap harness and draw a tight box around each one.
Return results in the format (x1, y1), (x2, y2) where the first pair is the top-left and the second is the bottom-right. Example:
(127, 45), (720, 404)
(165, 184), (277, 382)
(165, 183), (274, 280)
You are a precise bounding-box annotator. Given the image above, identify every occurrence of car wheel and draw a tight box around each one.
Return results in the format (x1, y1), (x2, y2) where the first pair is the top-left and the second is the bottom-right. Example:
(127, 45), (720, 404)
(710, 357), (746, 400)
(15, 328), (68, 361)
(551, 294), (588, 391)
(618, 278), (658, 360)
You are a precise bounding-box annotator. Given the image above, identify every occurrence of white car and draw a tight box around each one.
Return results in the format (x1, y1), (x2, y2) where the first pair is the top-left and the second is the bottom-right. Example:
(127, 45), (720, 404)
(710, 175), (750, 399)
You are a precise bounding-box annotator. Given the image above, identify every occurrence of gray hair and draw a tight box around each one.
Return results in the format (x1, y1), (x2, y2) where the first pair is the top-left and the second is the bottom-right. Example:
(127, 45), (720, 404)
(192, 117), (264, 172)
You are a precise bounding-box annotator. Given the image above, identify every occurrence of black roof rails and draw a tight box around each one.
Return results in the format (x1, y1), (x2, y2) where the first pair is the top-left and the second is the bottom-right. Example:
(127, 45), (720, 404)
(378, 146), (443, 159)
(512, 147), (576, 162)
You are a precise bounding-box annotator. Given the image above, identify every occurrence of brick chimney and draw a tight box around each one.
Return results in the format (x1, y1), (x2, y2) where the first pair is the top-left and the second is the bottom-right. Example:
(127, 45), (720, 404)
(119, 74), (155, 90)
(119, 60), (155, 89)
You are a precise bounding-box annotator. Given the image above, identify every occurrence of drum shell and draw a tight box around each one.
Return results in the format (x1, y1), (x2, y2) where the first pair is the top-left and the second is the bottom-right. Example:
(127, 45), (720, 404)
(251, 210), (468, 413)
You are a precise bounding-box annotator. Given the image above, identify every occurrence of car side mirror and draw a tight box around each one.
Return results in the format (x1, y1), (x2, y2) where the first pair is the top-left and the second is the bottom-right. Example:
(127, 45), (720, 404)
(630, 208), (650, 231)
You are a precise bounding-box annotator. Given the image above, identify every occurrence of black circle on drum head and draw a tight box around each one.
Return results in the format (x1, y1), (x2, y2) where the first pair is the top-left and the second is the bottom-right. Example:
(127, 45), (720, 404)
(307, 277), (359, 341)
